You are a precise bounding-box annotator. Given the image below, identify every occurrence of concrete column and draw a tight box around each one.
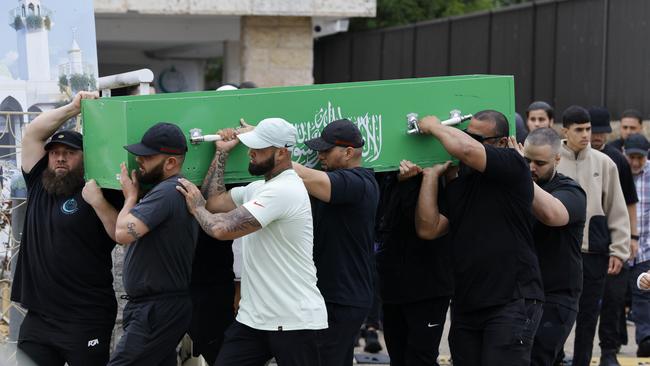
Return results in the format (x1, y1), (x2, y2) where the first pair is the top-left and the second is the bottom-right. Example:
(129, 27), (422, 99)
(223, 41), (241, 85)
(240, 16), (313, 87)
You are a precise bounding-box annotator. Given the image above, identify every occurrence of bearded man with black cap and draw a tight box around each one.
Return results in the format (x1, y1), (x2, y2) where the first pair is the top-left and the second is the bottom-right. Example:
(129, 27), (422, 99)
(13, 91), (123, 366)
(109, 122), (199, 365)
(291, 119), (380, 366)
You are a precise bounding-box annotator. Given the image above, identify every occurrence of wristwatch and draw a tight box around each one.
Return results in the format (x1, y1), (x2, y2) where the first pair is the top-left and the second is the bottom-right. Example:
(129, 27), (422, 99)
(631, 234), (640, 240)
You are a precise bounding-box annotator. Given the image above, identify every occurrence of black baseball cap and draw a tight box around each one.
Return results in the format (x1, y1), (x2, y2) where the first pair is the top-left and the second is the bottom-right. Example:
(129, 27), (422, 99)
(588, 107), (612, 134)
(623, 133), (650, 157)
(304, 119), (364, 151)
(124, 122), (188, 156)
(44, 130), (83, 151)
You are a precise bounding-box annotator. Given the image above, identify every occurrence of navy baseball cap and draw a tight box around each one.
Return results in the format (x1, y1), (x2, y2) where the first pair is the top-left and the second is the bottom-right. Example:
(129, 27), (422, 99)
(623, 133), (650, 157)
(304, 119), (364, 151)
(44, 130), (83, 151)
(124, 122), (188, 156)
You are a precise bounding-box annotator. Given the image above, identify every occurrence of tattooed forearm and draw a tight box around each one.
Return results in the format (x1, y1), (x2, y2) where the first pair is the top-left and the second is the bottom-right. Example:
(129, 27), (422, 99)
(126, 222), (141, 242)
(201, 150), (228, 198)
(224, 208), (261, 232)
(194, 206), (261, 239)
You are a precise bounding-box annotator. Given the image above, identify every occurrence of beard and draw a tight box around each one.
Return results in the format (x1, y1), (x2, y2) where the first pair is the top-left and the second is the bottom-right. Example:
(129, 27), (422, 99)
(248, 154), (276, 176)
(535, 167), (556, 186)
(42, 164), (85, 196)
(136, 159), (166, 185)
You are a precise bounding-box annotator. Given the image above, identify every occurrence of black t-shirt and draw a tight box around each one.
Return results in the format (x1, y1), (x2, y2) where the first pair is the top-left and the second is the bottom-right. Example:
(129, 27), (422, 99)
(190, 230), (234, 288)
(123, 175), (198, 297)
(312, 167), (379, 308)
(534, 173), (586, 311)
(442, 145), (544, 312)
(376, 173), (453, 303)
(601, 144), (639, 205)
(606, 138), (624, 152)
(12, 156), (121, 325)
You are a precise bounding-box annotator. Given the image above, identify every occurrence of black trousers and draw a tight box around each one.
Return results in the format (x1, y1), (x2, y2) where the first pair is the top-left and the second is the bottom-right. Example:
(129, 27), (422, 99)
(319, 302), (370, 366)
(531, 302), (578, 366)
(572, 253), (609, 366)
(448, 298), (543, 366)
(383, 297), (450, 366)
(17, 311), (113, 366)
(215, 321), (321, 366)
(188, 283), (235, 365)
(108, 295), (192, 366)
(365, 266), (383, 329)
(598, 264), (629, 351)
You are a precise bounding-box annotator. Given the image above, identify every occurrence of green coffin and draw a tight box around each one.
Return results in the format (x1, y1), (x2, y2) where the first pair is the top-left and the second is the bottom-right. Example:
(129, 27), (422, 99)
(81, 75), (515, 189)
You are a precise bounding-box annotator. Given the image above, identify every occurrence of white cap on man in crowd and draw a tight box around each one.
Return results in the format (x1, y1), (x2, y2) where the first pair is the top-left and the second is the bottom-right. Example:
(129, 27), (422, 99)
(237, 118), (297, 149)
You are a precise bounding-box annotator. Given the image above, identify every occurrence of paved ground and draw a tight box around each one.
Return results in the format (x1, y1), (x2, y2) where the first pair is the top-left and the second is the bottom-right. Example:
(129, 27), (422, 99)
(344, 315), (650, 365)
(1, 316), (649, 365)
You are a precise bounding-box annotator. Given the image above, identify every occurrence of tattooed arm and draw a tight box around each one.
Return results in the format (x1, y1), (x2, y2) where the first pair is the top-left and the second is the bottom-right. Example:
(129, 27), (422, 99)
(203, 149), (237, 213)
(115, 162), (150, 246)
(200, 122), (252, 213)
(195, 206), (262, 240)
(114, 201), (151, 246)
(178, 178), (262, 239)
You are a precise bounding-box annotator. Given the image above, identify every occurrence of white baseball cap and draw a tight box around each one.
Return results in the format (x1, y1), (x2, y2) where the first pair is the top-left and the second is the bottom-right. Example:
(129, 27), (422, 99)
(237, 118), (297, 149)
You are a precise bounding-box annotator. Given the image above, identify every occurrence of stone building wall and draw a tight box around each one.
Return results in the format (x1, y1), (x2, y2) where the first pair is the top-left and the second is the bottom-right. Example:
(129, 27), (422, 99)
(240, 16), (313, 87)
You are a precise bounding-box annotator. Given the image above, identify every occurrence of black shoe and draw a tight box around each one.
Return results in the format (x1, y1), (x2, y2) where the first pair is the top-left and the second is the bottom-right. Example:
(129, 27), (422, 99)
(363, 329), (383, 353)
(599, 349), (620, 366)
(638, 337), (650, 357)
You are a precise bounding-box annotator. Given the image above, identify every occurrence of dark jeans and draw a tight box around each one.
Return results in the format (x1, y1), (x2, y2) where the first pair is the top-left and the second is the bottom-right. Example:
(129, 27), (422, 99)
(383, 297), (450, 366)
(449, 298), (543, 366)
(108, 296), (192, 366)
(630, 260), (650, 344)
(188, 283), (235, 365)
(215, 321), (321, 366)
(572, 253), (609, 366)
(531, 302), (578, 366)
(598, 264), (629, 351)
(319, 303), (370, 366)
(17, 311), (113, 366)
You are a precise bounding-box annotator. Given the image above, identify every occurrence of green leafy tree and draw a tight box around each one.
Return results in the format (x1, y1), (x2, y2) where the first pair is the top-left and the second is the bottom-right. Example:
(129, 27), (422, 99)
(350, 0), (531, 31)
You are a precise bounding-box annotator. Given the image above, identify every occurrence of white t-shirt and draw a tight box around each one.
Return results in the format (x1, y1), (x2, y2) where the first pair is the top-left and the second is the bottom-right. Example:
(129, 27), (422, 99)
(230, 169), (328, 331)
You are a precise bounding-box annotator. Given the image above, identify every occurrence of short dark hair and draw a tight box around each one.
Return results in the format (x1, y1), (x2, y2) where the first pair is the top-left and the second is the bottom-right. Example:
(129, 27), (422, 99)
(621, 109), (643, 125)
(474, 110), (509, 137)
(525, 127), (561, 154)
(526, 101), (554, 120)
(562, 105), (591, 128)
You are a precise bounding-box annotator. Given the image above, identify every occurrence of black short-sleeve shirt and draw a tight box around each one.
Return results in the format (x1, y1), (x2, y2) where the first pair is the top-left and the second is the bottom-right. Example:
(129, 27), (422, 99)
(442, 145), (544, 312)
(123, 175), (198, 297)
(11, 156), (121, 325)
(534, 173), (586, 311)
(312, 167), (379, 308)
(601, 144), (639, 205)
(376, 173), (453, 304)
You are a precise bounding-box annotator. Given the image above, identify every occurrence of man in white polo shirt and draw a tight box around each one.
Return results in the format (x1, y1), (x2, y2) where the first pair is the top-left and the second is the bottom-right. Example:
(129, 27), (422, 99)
(177, 117), (327, 366)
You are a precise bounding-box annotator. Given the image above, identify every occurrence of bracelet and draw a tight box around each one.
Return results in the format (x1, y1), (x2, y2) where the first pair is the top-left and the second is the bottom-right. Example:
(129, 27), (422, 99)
(631, 234), (640, 240)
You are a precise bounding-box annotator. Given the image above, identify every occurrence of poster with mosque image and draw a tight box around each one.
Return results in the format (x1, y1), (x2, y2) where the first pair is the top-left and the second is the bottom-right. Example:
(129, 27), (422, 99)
(0, 0), (98, 156)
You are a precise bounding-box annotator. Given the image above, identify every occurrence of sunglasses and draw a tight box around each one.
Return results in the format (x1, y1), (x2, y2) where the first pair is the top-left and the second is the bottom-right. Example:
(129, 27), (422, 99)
(462, 129), (507, 144)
